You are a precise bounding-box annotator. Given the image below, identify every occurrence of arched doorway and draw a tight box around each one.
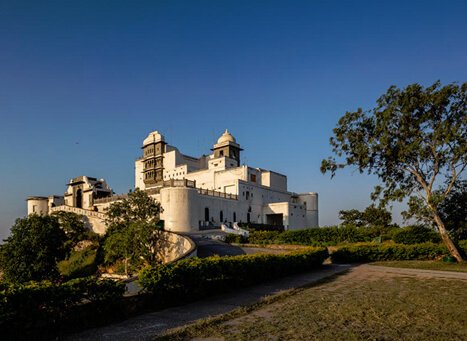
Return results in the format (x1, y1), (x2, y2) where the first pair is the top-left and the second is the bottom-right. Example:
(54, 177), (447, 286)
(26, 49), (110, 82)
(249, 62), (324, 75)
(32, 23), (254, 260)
(247, 212), (250, 223)
(233, 212), (236, 222)
(76, 189), (83, 208)
(220, 210), (224, 223)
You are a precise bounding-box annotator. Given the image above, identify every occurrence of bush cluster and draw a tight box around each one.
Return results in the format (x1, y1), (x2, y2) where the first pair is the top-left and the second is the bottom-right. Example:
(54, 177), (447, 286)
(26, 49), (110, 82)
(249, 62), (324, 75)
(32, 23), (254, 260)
(330, 242), (467, 263)
(230, 226), (395, 246)
(139, 247), (328, 304)
(226, 225), (464, 247)
(0, 277), (125, 336)
(392, 225), (441, 244)
(224, 234), (246, 244)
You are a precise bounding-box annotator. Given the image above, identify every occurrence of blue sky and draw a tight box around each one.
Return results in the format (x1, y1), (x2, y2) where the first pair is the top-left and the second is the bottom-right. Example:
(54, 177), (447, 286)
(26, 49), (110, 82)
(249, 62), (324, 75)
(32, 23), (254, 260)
(0, 0), (466, 239)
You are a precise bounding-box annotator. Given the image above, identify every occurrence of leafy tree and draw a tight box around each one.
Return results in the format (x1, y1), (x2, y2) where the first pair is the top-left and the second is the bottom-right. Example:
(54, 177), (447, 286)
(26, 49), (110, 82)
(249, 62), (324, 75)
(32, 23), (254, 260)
(105, 188), (160, 228)
(339, 209), (365, 227)
(339, 206), (392, 227)
(321, 81), (466, 261)
(403, 180), (467, 240)
(50, 211), (89, 247)
(0, 215), (68, 283)
(103, 189), (162, 274)
(439, 180), (467, 240)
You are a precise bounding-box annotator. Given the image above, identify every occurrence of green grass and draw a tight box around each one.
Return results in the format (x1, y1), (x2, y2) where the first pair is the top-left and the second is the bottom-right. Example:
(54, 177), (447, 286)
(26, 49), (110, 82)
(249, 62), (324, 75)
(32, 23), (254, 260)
(370, 260), (467, 273)
(157, 268), (467, 340)
(58, 247), (98, 279)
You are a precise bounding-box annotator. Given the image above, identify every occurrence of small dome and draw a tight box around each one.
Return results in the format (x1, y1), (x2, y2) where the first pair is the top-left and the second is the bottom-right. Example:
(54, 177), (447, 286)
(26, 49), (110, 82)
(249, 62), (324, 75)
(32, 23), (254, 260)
(143, 131), (165, 146)
(217, 129), (236, 144)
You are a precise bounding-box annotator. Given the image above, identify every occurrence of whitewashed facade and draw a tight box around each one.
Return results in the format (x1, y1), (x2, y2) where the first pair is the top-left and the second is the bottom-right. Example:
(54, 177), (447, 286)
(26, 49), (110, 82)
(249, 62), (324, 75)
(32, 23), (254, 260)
(27, 130), (318, 234)
(130, 130), (318, 232)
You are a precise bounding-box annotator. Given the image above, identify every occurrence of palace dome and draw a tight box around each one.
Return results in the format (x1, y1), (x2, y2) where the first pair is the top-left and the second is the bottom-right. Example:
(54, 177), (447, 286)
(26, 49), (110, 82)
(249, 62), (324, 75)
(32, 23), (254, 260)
(217, 129), (236, 144)
(143, 131), (165, 146)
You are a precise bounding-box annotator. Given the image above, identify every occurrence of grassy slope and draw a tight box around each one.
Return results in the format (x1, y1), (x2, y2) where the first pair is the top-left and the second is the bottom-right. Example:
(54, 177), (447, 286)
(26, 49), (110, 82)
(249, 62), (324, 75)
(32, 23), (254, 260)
(370, 260), (467, 273)
(58, 247), (97, 279)
(159, 269), (467, 340)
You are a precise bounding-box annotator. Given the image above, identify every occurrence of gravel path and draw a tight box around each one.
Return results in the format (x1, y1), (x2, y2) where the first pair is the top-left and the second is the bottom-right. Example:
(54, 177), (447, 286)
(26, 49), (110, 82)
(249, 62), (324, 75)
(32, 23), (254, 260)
(67, 264), (351, 340)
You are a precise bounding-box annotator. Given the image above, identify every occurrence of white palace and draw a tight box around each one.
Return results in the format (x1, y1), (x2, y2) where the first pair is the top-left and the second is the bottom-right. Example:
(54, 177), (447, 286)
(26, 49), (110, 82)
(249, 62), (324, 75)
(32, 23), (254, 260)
(27, 130), (318, 233)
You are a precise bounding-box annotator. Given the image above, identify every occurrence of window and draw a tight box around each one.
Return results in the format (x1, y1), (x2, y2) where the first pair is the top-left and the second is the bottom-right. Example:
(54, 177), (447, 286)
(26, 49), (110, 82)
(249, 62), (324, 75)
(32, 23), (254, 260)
(220, 150), (224, 156)
(250, 174), (256, 182)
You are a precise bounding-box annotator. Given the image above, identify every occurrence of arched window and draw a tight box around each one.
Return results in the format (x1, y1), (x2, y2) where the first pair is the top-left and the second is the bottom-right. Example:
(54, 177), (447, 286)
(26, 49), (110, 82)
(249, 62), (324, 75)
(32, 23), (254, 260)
(220, 210), (224, 223)
(205, 207), (209, 221)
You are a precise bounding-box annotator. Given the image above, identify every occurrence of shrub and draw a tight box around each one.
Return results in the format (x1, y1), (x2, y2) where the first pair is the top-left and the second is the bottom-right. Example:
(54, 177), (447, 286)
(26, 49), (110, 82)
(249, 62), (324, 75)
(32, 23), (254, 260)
(330, 243), (451, 263)
(392, 225), (441, 244)
(224, 234), (245, 244)
(248, 231), (282, 244)
(0, 277), (125, 335)
(243, 226), (399, 246)
(139, 247), (328, 304)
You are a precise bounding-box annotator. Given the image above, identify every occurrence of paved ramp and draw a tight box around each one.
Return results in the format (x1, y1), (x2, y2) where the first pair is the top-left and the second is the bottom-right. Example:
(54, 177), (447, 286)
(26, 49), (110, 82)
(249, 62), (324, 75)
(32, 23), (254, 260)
(187, 232), (246, 257)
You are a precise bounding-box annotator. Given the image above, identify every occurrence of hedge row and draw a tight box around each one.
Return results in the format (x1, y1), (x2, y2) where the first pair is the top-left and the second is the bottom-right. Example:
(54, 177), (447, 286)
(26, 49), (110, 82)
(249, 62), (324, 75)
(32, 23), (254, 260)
(0, 276), (125, 336)
(139, 247), (328, 303)
(226, 225), (445, 246)
(330, 241), (467, 263)
(237, 226), (393, 246)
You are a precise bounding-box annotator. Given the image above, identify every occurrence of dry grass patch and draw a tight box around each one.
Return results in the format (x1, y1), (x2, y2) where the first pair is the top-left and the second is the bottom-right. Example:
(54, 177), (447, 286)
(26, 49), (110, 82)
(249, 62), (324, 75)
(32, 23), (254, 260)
(371, 260), (467, 273)
(158, 266), (467, 341)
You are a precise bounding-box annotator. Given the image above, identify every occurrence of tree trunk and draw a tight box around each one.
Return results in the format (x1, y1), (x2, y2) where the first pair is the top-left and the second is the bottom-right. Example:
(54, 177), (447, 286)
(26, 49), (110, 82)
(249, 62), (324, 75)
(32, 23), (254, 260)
(433, 211), (463, 262)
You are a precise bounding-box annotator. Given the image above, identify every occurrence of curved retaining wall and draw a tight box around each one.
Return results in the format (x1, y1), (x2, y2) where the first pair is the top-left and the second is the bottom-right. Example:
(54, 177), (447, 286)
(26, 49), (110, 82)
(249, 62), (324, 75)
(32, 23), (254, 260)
(156, 231), (197, 263)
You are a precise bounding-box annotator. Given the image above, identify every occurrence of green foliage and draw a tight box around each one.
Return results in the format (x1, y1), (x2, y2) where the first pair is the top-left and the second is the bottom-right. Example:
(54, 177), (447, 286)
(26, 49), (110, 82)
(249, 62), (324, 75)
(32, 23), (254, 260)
(321, 81), (467, 260)
(339, 206), (393, 227)
(104, 221), (164, 270)
(438, 180), (467, 240)
(103, 189), (163, 273)
(240, 226), (397, 246)
(50, 211), (89, 247)
(0, 215), (68, 283)
(224, 234), (246, 244)
(330, 243), (460, 263)
(0, 277), (125, 335)
(139, 248), (328, 303)
(392, 225), (441, 245)
(58, 247), (98, 280)
(105, 188), (161, 228)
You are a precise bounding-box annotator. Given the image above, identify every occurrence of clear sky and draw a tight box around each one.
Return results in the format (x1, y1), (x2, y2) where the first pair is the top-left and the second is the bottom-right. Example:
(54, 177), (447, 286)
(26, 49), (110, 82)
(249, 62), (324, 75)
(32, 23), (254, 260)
(0, 0), (466, 240)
